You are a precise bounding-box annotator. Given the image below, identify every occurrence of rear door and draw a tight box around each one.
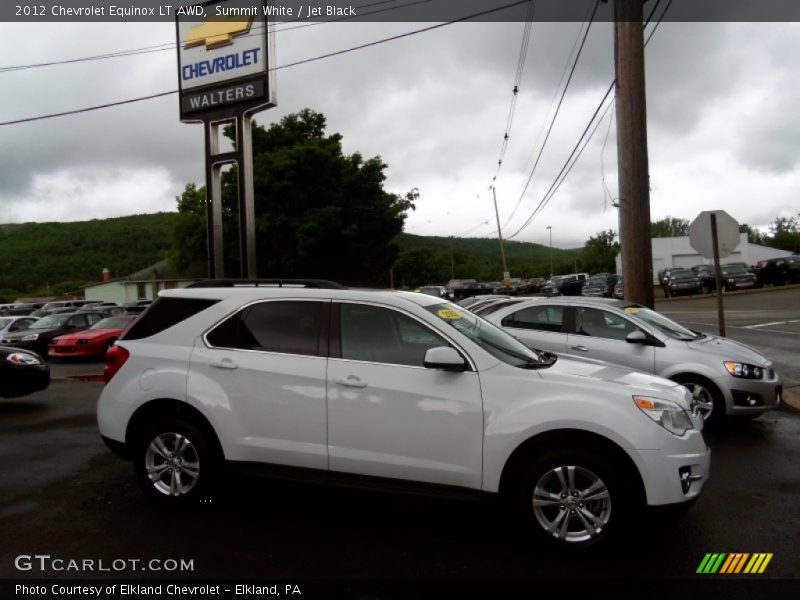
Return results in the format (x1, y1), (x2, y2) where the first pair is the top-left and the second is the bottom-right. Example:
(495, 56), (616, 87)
(190, 299), (330, 469)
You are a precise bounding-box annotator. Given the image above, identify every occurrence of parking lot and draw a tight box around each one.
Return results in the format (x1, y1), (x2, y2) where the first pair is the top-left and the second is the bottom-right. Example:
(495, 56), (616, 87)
(1, 288), (798, 591)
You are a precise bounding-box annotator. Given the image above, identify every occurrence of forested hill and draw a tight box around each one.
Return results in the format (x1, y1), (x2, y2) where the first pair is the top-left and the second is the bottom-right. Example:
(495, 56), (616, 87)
(0, 213), (579, 300)
(0, 213), (175, 296)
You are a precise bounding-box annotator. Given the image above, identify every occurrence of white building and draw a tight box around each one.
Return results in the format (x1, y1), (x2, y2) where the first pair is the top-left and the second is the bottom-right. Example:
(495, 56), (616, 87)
(615, 233), (794, 284)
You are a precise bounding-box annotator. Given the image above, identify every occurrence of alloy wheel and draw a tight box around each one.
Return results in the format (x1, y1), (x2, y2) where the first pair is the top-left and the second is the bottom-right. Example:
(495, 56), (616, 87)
(144, 432), (200, 497)
(532, 465), (612, 544)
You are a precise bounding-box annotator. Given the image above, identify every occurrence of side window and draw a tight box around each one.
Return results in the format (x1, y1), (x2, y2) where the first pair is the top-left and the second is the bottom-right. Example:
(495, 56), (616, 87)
(67, 315), (87, 328)
(339, 303), (448, 367)
(575, 308), (639, 341)
(501, 305), (564, 333)
(86, 314), (103, 325)
(207, 301), (325, 357)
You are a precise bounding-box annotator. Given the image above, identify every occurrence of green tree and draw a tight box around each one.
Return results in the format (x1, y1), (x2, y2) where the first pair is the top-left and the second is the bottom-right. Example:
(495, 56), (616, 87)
(582, 229), (620, 273)
(739, 223), (766, 245)
(168, 109), (416, 284)
(768, 214), (800, 253)
(650, 216), (689, 238)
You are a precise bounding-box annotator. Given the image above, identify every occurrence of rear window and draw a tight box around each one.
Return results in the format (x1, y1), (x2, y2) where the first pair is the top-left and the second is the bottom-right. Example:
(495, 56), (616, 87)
(122, 297), (218, 341)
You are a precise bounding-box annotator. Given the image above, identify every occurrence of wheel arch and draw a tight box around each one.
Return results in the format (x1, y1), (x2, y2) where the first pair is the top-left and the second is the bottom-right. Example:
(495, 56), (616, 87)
(497, 428), (646, 506)
(125, 398), (225, 460)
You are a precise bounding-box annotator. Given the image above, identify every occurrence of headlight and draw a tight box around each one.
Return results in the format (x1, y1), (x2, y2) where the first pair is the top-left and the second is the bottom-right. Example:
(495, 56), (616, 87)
(724, 361), (764, 379)
(6, 352), (42, 366)
(727, 278), (735, 283)
(22, 334), (39, 341)
(633, 396), (695, 437)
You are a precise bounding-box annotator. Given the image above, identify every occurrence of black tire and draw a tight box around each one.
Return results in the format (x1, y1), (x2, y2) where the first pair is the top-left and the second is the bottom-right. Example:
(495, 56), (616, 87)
(507, 448), (629, 549)
(132, 417), (220, 505)
(671, 374), (725, 427)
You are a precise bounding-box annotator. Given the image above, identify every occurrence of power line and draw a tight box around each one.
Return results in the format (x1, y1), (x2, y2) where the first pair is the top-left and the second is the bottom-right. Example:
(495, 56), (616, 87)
(500, 0), (600, 230)
(0, 0), (428, 74)
(491, 0), (537, 181)
(0, 0), (532, 127)
(505, 0), (672, 240)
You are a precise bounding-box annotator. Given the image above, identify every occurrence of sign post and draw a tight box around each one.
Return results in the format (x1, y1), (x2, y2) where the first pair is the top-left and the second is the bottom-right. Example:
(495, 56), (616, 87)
(176, 0), (277, 278)
(689, 210), (740, 337)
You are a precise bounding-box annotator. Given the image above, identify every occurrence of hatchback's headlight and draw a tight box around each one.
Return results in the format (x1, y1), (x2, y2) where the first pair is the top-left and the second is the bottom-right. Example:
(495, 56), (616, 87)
(633, 396), (695, 437)
(6, 352), (41, 366)
(724, 361), (764, 379)
(22, 334), (39, 341)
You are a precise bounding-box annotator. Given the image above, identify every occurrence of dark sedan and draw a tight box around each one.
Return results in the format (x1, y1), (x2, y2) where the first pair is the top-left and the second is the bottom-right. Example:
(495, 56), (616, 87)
(0, 346), (50, 398)
(581, 274), (618, 297)
(0, 312), (104, 356)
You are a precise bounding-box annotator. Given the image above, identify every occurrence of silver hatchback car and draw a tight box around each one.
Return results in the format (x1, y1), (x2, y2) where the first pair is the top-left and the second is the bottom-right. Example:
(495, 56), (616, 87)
(484, 297), (782, 425)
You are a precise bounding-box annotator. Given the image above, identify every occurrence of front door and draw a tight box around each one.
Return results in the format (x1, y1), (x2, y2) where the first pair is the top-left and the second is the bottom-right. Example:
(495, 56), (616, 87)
(326, 302), (483, 488)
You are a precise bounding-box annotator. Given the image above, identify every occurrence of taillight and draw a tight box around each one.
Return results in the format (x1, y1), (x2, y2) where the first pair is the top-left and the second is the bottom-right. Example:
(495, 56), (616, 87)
(104, 344), (130, 383)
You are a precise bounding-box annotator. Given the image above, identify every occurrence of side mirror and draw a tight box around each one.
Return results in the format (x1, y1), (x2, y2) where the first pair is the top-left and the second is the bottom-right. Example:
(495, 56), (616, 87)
(626, 331), (649, 345)
(423, 346), (467, 372)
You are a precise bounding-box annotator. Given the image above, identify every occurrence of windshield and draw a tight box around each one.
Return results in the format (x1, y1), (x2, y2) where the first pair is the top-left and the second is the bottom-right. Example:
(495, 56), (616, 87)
(31, 315), (70, 329)
(425, 302), (546, 368)
(586, 277), (606, 286)
(91, 317), (131, 330)
(722, 266), (748, 276)
(623, 305), (699, 341)
(0, 318), (11, 330)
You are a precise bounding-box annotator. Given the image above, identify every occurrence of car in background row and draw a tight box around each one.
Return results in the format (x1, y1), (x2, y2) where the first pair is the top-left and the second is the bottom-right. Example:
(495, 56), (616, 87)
(755, 256), (800, 286)
(31, 300), (93, 318)
(0, 316), (39, 339)
(581, 274), (618, 298)
(0, 312), (105, 356)
(49, 315), (137, 360)
(0, 346), (49, 398)
(484, 297), (781, 425)
(541, 275), (585, 297)
(663, 271), (703, 298)
(612, 277), (624, 300)
(417, 286), (449, 299)
(470, 297), (525, 317)
(0, 303), (42, 317)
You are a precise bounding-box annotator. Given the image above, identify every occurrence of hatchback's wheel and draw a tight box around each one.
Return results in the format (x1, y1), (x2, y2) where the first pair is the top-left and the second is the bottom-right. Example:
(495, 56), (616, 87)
(133, 419), (218, 504)
(672, 375), (724, 426)
(511, 449), (626, 549)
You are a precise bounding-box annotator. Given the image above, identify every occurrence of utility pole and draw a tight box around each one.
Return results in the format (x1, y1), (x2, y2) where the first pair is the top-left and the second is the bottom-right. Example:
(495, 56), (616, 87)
(547, 225), (553, 278)
(491, 186), (509, 281)
(614, 0), (654, 308)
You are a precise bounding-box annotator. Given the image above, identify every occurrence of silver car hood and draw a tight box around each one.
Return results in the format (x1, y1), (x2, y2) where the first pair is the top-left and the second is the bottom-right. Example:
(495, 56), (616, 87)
(686, 334), (770, 366)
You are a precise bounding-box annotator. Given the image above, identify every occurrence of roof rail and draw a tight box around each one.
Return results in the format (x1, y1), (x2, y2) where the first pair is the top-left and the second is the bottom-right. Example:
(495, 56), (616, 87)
(186, 278), (347, 290)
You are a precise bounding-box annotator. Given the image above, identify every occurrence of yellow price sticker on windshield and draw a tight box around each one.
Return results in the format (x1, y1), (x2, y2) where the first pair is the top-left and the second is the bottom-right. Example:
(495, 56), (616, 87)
(438, 309), (462, 320)
(625, 307), (640, 315)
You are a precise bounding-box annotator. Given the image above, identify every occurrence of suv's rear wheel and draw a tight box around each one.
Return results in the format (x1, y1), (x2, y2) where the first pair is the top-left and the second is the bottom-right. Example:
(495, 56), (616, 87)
(510, 449), (627, 549)
(133, 419), (219, 504)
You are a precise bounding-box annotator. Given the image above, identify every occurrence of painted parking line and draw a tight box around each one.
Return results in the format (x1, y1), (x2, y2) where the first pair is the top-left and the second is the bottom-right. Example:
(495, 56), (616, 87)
(743, 319), (800, 329)
(675, 320), (800, 335)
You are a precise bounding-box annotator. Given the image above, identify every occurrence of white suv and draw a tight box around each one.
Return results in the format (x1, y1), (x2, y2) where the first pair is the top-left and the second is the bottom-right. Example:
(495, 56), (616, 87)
(98, 280), (710, 548)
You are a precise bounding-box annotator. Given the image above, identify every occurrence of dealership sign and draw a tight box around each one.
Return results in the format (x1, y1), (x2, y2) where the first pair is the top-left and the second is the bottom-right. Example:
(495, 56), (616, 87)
(176, 0), (276, 120)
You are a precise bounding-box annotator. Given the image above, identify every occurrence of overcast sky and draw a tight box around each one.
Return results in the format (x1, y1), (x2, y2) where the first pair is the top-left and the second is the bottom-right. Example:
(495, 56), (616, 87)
(1, 5), (799, 249)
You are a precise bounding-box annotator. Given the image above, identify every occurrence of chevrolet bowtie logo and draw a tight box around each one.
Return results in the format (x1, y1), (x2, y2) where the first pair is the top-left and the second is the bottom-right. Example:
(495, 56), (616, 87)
(185, 17), (253, 50)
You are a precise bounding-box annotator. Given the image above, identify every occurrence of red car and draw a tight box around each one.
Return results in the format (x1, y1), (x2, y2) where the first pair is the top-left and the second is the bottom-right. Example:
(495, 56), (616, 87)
(49, 316), (136, 359)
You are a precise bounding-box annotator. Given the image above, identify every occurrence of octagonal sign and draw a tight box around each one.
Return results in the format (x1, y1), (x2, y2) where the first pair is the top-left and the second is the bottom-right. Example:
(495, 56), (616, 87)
(689, 210), (740, 259)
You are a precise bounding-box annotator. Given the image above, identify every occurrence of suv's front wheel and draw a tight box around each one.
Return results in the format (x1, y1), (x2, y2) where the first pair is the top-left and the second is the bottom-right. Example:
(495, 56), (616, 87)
(133, 419), (219, 504)
(510, 449), (629, 549)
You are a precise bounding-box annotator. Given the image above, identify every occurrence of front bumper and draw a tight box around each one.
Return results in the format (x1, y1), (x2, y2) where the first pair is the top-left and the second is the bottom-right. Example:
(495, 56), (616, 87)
(0, 364), (50, 398)
(715, 372), (782, 415)
(637, 430), (710, 506)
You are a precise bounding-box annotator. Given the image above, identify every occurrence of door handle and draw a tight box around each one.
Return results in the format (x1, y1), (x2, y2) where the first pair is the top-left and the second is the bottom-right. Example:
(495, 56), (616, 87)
(335, 375), (367, 388)
(210, 358), (238, 370)
(570, 345), (589, 352)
